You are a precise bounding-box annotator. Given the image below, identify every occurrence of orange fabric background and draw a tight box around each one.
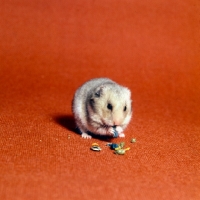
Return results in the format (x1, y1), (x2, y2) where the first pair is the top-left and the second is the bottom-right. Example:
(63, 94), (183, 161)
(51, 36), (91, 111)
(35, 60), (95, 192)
(0, 0), (200, 200)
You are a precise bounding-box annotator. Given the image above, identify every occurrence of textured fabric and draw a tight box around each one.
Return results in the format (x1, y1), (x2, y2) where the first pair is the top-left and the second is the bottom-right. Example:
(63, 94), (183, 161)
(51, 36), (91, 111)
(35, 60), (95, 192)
(0, 0), (200, 200)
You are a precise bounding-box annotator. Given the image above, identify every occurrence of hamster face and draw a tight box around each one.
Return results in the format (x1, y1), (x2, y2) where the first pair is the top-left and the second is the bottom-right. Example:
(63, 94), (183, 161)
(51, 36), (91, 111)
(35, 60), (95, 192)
(87, 84), (132, 132)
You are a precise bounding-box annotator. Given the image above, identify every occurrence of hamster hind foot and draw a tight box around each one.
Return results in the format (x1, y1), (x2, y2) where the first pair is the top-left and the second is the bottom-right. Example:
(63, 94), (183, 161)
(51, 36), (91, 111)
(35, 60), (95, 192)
(119, 133), (125, 137)
(81, 132), (92, 139)
(75, 126), (92, 139)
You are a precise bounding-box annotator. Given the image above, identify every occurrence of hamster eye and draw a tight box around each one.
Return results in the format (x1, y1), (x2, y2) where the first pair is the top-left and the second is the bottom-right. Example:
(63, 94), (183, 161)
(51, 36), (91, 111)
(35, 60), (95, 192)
(95, 92), (100, 97)
(124, 106), (127, 112)
(107, 103), (113, 111)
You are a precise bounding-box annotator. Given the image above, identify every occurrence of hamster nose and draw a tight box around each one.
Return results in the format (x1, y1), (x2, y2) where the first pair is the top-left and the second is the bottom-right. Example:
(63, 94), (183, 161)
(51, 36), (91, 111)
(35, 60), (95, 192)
(114, 120), (121, 126)
(113, 115), (123, 126)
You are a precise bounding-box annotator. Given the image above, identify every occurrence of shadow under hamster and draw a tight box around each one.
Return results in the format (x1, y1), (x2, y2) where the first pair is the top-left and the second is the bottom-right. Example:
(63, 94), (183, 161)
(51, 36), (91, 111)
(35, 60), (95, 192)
(53, 114), (113, 141)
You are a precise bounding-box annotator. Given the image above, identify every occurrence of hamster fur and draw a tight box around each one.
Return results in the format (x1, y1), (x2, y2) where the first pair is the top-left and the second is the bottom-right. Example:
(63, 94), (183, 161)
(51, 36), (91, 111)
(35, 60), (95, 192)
(72, 78), (132, 139)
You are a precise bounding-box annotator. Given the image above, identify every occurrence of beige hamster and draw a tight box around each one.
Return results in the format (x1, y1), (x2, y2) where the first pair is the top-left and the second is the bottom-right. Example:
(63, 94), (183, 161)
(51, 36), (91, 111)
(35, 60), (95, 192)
(72, 78), (132, 139)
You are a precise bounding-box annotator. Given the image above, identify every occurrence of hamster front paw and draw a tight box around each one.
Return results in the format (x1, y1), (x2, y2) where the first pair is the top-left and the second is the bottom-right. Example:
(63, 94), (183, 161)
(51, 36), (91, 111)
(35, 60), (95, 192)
(81, 132), (92, 139)
(108, 127), (116, 136)
(115, 126), (123, 134)
(108, 126), (121, 137)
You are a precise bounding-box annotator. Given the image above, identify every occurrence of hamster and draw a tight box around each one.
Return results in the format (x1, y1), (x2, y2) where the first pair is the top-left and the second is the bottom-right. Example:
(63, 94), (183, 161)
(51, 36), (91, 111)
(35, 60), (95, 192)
(72, 78), (132, 139)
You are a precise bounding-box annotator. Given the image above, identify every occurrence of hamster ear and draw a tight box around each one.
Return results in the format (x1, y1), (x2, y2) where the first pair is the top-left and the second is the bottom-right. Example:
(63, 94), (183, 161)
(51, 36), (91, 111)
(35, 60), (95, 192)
(94, 85), (104, 97)
(95, 89), (102, 97)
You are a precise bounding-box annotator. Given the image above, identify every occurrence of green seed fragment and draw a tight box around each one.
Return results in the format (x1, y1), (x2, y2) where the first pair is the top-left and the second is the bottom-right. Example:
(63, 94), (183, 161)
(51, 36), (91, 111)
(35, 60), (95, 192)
(119, 142), (125, 148)
(131, 138), (136, 143)
(115, 149), (126, 155)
